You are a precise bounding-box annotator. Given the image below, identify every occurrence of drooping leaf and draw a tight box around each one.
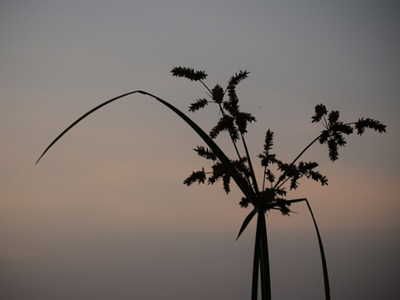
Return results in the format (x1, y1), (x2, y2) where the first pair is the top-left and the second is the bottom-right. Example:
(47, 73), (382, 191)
(286, 198), (331, 300)
(35, 90), (260, 208)
(236, 208), (257, 240)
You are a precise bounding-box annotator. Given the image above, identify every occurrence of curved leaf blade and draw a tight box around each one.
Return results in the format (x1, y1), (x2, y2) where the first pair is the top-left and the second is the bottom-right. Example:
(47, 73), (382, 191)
(287, 198), (330, 300)
(36, 90), (260, 207)
(35, 90), (140, 165)
(237, 208), (257, 240)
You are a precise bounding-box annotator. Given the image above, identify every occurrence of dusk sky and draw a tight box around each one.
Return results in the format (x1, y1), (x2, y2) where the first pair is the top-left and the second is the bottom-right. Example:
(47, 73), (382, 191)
(1, 0), (400, 299)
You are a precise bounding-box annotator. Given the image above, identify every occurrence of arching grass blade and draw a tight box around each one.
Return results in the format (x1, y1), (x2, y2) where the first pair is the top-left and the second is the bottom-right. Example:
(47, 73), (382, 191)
(287, 198), (330, 300)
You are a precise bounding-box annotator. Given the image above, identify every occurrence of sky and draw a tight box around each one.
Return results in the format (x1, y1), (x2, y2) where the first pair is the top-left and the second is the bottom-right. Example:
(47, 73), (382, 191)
(1, 0), (400, 299)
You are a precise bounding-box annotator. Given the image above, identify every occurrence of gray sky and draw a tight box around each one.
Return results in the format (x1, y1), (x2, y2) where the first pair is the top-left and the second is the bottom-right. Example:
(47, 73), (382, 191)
(1, 0), (400, 299)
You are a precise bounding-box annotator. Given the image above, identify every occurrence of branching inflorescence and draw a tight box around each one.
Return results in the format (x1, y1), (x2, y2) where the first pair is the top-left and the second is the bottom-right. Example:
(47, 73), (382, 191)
(37, 67), (386, 300)
(174, 67), (385, 217)
(171, 67), (385, 300)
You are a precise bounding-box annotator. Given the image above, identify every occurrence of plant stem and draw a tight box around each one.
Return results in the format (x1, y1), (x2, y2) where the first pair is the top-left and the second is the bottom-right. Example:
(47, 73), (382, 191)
(199, 79), (213, 95)
(274, 121), (357, 190)
(273, 134), (322, 189)
(241, 133), (260, 194)
(262, 166), (267, 191)
(251, 211), (271, 300)
(215, 102), (242, 160)
(252, 211), (262, 300)
(259, 212), (271, 300)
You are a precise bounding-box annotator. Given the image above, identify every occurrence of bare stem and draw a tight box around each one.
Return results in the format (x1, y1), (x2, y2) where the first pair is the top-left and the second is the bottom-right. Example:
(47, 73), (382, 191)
(273, 134), (322, 189)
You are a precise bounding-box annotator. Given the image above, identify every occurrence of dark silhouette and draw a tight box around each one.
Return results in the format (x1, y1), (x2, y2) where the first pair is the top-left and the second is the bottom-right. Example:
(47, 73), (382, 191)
(36, 67), (386, 300)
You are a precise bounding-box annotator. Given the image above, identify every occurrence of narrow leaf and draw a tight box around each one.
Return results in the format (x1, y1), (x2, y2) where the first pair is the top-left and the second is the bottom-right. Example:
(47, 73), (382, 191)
(236, 208), (257, 240)
(287, 198), (330, 300)
(36, 90), (261, 208)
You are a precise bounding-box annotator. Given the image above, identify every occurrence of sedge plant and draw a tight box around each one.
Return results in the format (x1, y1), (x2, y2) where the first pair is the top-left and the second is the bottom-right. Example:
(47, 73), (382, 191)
(36, 67), (386, 300)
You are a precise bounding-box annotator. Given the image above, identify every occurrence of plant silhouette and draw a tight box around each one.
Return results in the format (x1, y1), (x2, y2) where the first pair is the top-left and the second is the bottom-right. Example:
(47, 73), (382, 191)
(36, 67), (386, 300)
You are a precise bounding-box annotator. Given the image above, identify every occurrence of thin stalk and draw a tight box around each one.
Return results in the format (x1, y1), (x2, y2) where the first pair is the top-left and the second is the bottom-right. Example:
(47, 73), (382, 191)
(275, 176), (290, 190)
(259, 212), (271, 300)
(199, 79), (213, 95)
(273, 134), (322, 189)
(286, 134), (321, 173)
(215, 103), (242, 160)
(261, 166), (267, 191)
(199, 78), (243, 159)
(275, 121), (357, 189)
(251, 211), (262, 300)
(199, 78), (242, 159)
(322, 115), (328, 128)
(35, 91), (261, 207)
(251, 211), (271, 300)
(241, 133), (260, 195)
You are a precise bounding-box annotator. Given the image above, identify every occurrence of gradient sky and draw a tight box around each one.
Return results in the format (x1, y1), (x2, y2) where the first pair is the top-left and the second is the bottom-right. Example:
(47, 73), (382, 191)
(1, 0), (400, 299)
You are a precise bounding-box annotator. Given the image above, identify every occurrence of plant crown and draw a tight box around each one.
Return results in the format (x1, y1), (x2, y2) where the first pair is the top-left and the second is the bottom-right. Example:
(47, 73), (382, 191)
(172, 67), (386, 215)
